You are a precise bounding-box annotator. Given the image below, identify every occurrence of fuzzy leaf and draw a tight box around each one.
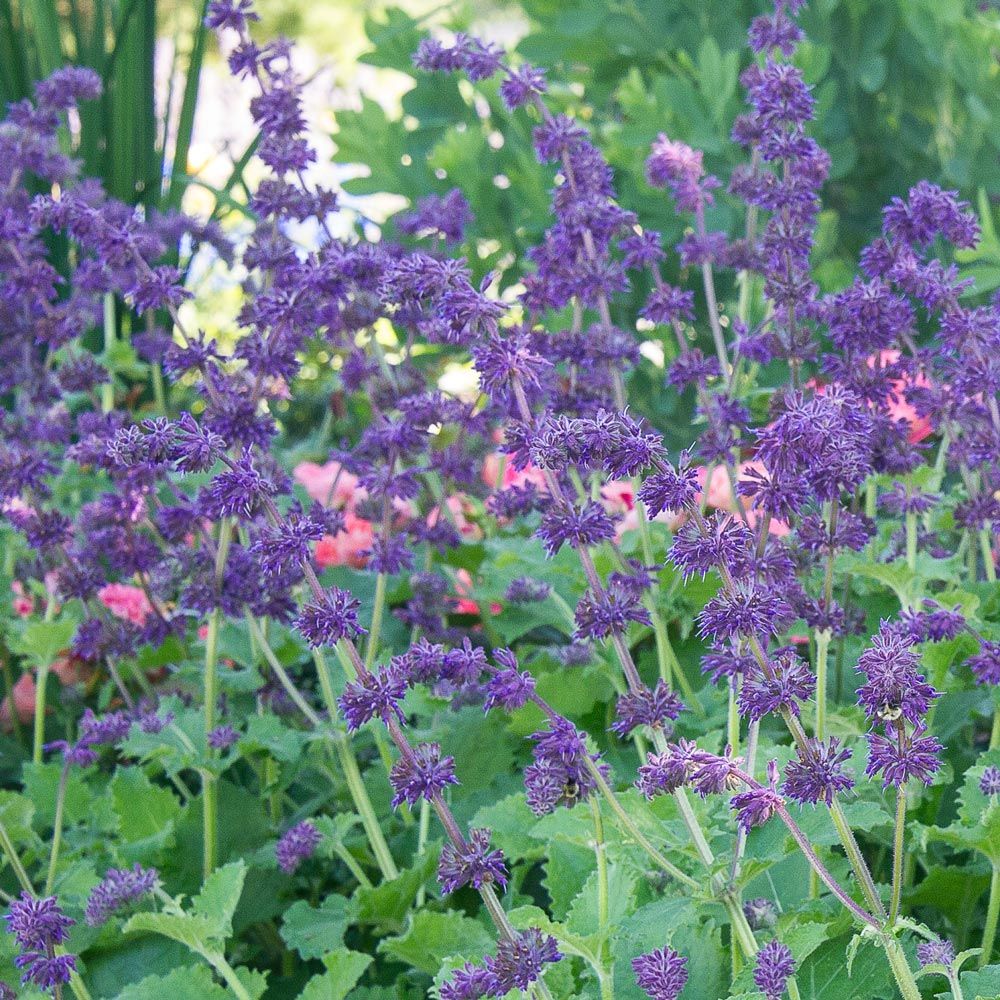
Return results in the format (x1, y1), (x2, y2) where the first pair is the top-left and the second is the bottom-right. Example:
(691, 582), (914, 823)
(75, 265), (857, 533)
(299, 949), (373, 1000)
(281, 895), (354, 960)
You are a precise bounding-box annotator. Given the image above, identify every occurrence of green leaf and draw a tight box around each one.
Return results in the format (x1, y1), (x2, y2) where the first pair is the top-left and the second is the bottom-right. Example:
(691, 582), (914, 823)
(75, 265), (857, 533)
(114, 964), (230, 1000)
(299, 949), (373, 1000)
(240, 713), (310, 763)
(281, 895), (354, 961)
(566, 862), (636, 937)
(111, 768), (181, 860)
(378, 910), (494, 976)
(355, 848), (438, 929)
(9, 617), (77, 665)
(191, 860), (247, 940)
(123, 911), (220, 956)
(0, 791), (35, 844)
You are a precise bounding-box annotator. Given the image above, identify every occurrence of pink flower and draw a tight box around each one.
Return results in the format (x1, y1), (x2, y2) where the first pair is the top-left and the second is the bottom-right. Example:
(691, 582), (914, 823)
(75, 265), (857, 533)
(98, 583), (153, 626)
(869, 350), (933, 444)
(0, 657), (89, 730)
(481, 452), (549, 492)
(11, 582), (33, 618)
(314, 512), (374, 569)
(427, 495), (482, 541)
(695, 462), (790, 536)
(294, 460), (361, 509)
(453, 569), (502, 617)
(600, 481), (636, 515)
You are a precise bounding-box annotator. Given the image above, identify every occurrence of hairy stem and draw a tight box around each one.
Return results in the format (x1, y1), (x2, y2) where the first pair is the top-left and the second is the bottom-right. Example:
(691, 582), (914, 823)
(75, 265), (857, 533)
(981, 864), (1000, 968)
(889, 785), (906, 925)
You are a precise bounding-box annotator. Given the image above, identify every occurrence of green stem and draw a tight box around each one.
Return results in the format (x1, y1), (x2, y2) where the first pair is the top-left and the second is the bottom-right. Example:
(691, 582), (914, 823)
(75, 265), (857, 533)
(589, 797), (613, 1000)
(205, 950), (253, 1000)
(581, 758), (700, 892)
(991, 704), (1000, 752)
(980, 528), (997, 583)
(829, 798), (886, 919)
(333, 843), (372, 889)
(882, 934), (922, 1000)
(33, 661), (49, 765)
(980, 864), (1000, 968)
(889, 785), (906, 925)
(814, 629), (831, 742)
(0, 818), (33, 893)
(415, 798), (431, 906)
(203, 517), (233, 879)
(905, 512), (917, 575)
(45, 762), (69, 894)
(727, 679), (740, 757)
(364, 573), (387, 671)
(312, 650), (399, 880)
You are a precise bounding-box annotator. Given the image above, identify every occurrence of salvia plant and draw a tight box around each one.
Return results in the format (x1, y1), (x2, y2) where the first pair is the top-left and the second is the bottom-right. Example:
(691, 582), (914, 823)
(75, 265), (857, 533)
(0, 1), (998, 999)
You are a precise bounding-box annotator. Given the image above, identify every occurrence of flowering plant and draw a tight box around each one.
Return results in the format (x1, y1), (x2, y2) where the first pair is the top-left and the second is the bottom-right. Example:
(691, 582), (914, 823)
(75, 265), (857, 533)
(0, 2), (998, 999)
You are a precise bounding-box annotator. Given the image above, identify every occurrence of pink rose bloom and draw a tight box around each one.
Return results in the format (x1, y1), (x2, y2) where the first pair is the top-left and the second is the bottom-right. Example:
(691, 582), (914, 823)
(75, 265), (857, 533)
(696, 465), (736, 511)
(869, 350), (933, 444)
(0, 657), (89, 730)
(314, 512), (374, 569)
(481, 452), (549, 492)
(427, 495), (482, 541)
(98, 583), (153, 626)
(294, 460), (362, 509)
(11, 582), (33, 618)
(617, 506), (686, 539)
(601, 481), (636, 515)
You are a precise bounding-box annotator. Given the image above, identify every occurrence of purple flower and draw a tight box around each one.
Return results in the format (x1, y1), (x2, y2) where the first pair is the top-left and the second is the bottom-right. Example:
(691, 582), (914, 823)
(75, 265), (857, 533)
(397, 189), (472, 244)
(504, 577), (551, 603)
(276, 820), (321, 873)
(916, 938), (955, 968)
(980, 766), (1000, 796)
(524, 718), (604, 815)
(200, 449), (276, 520)
(632, 946), (688, 1000)
(638, 456), (701, 516)
(490, 928), (561, 992)
(438, 828), (508, 895)
(440, 961), (498, 1000)
(611, 681), (684, 738)
(574, 585), (651, 640)
(754, 939), (795, 1000)
(85, 865), (158, 926)
(499, 65), (546, 109)
(738, 651), (814, 721)
(208, 725), (240, 750)
(484, 655), (535, 713)
(389, 742), (459, 807)
(536, 500), (616, 556)
(782, 738), (854, 805)
(865, 728), (942, 788)
(855, 623), (939, 725)
(295, 588), (366, 647)
(731, 783), (783, 833)
(4, 893), (76, 989)
(636, 741), (697, 798)
(969, 641), (1000, 685)
(882, 181), (979, 249)
(743, 897), (778, 930)
(699, 585), (792, 644)
(339, 666), (407, 731)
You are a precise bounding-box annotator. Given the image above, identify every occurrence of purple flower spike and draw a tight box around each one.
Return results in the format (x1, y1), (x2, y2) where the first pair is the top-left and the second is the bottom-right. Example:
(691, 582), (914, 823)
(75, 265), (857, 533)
(85, 864), (158, 926)
(276, 820), (321, 874)
(438, 828), (508, 895)
(981, 766), (1000, 797)
(4, 893), (76, 989)
(754, 939), (795, 1000)
(632, 945), (688, 1000)
(916, 938), (955, 968)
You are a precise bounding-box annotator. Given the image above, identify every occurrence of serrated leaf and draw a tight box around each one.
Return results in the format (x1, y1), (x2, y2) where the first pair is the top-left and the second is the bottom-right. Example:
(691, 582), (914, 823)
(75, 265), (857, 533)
(123, 911), (220, 955)
(111, 768), (181, 860)
(355, 848), (438, 929)
(0, 791), (35, 843)
(566, 863), (636, 937)
(299, 949), (373, 1000)
(281, 895), (353, 960)
(379, 910), (494, 975)
(114, 964), (230, 1000)
(191, 861), (247, 940)
(10, 617), (77, 665)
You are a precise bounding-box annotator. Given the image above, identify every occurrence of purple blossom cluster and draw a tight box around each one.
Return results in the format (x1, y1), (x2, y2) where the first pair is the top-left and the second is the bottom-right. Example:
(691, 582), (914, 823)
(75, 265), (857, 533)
(0, 0), (997, 995)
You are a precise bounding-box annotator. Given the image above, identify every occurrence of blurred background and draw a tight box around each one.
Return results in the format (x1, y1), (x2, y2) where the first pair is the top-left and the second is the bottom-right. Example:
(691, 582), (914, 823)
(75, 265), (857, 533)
(3, 0), (999, 438)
